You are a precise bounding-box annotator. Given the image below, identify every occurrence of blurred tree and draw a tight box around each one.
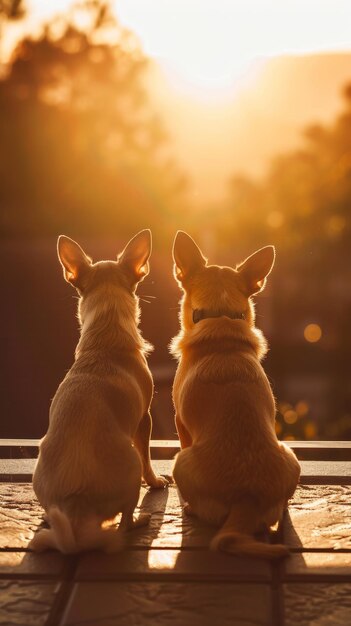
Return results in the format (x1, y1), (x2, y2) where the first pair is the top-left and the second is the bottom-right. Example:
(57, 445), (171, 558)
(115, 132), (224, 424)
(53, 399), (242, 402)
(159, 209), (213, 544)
(0, 0), (25, 19)
(218, 84), (351, 440)
(220, 83), (351, 255)
(0, 0), (187, 240)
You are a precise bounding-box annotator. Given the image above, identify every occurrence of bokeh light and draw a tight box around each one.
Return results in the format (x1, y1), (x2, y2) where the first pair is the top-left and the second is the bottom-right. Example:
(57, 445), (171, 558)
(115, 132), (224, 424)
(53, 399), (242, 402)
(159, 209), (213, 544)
(304, 324), (322, 343)
(304, 421), (317, 439)
(284, 409), (298, 425)
(295, 401), (309, 417)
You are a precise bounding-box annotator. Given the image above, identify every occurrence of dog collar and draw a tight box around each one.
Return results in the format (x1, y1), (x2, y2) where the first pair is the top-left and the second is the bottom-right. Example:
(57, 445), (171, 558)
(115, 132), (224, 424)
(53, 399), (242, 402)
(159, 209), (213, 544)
(192, 309), (246, 324)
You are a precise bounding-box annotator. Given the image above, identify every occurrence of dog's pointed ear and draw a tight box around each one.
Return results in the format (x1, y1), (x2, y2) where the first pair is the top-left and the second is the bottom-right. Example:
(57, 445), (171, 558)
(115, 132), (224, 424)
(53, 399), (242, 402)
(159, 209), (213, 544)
(173, 231), (207, 282)
(118, 229), (152, 284)
(237, 245), (275, 296)
(57, 236), (92, 287)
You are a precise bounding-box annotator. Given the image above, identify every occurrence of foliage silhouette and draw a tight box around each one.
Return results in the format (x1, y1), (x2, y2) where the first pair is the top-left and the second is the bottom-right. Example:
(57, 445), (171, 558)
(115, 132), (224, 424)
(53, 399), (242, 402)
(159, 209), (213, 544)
(0, 1), (187, 240)
(219, 85), (351, 440)
(219, 84), (351, 255)
(0, 0), (25, 20)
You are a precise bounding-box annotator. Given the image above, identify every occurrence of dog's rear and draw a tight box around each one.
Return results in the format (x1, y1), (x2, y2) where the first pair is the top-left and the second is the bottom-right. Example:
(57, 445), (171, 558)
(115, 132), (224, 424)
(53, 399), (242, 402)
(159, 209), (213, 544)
(30, 507), (138, 554)
(209, 499), (289, 559)
(171, 231), (300, 559)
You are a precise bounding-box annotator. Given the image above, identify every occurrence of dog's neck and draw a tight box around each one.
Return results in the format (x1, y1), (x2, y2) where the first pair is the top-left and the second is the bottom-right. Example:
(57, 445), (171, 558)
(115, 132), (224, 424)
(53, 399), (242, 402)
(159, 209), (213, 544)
(192, 309), (246, 324)
(75, 286), (151, 359)
(170, 318), (268, 362)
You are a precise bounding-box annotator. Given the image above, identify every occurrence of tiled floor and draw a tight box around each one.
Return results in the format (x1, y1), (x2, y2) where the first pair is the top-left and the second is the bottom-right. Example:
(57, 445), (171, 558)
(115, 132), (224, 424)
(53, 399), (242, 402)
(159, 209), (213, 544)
(0, 457), (351, 625)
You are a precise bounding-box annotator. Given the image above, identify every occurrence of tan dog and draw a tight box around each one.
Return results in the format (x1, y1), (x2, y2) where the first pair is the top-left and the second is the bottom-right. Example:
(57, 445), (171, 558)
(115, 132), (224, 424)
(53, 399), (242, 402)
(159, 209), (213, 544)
(171, 231), (300, 558)
(30, 229), (167, 554)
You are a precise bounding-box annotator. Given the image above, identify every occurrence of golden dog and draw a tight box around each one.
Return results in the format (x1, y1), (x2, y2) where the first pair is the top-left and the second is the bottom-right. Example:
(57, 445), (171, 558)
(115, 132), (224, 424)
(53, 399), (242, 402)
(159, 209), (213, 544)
(171, 231), (300, 558)
(30, 229), (167, 554)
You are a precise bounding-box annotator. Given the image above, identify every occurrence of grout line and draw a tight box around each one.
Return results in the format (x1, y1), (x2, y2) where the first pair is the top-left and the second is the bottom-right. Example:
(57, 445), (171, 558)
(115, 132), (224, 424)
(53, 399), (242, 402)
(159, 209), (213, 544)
(3, 476), (351, 485)
(288, 547), (351, 553)
(0, 572), (61, 581)
(72, 573), (271, 585)
(78, 544), (351, 553)
(282, 573), (351, 584)
(72, 570), (351, 586)
(45, 556), (78, 626)
(271, 560), (285, 626)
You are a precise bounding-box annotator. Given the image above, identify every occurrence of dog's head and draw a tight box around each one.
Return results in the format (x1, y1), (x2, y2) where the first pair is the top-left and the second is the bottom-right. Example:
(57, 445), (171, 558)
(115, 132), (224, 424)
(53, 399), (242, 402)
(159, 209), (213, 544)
(57, 229), (151, 293)
(172, 231), (275, 331)
(57, 229), (152, 326)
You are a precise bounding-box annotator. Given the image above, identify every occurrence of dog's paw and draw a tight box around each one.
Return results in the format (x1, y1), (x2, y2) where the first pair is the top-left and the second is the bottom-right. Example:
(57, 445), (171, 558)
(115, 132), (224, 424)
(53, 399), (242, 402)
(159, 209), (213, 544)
(28, 535), (39, 552)
(28, 529), (51, 552)
(132, 513), (151, 528)
(148, 475), (170, 489)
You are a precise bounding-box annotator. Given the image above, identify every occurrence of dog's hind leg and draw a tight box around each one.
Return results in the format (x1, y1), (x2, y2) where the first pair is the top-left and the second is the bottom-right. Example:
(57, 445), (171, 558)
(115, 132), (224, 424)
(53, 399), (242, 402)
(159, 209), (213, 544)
(134, 412), (168, 488)
(174, 450), (229, 526)
(175, 413), (192, 449)
(190, 498), (228, 526)
(278, 443), (301, 503)
(173, 448), (191, 500)
(29, 528), (58, 552)
(173, 448), (197, 504)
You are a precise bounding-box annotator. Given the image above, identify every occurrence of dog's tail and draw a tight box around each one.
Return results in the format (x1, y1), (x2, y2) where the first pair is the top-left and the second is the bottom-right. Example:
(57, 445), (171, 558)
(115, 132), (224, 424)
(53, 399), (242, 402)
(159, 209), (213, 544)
(29, 507), (126, 554)
(210, 501), (289, 560)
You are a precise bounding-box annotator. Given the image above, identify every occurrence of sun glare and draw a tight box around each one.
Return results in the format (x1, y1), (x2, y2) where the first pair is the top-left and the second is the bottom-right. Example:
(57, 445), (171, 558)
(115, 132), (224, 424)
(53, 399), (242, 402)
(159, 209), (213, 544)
(117, 1), (265, 95)
(25, 0), (351, 98)
(158, 56), (263, 102)
(115, 0), (351, 97)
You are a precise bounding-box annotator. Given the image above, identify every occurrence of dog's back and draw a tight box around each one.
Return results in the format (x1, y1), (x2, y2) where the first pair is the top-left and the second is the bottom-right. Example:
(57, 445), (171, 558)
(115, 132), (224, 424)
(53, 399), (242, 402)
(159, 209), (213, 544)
(171, 231), (300, 559)
(30, 230), (162, 553)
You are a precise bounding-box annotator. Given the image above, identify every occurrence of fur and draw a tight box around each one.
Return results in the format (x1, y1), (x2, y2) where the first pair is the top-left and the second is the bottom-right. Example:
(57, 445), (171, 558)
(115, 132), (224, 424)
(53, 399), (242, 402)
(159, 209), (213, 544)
(30, 230), (167, 554)
(171, 231), (300, 559)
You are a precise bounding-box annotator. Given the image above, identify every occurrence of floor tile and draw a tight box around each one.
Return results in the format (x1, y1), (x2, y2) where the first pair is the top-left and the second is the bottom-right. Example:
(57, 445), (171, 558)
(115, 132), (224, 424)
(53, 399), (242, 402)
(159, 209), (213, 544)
(0, 484), (43, 548)
(0, 580), (60, 626)
(76, 549), (271, 581)
(285, 552), (351, 578)
(0, 551), (66, 576)
(284, 485), (351, 549)
(62, 581), (272, 626)
(131, 485), (214, 548)
(284, 583), (351, 626)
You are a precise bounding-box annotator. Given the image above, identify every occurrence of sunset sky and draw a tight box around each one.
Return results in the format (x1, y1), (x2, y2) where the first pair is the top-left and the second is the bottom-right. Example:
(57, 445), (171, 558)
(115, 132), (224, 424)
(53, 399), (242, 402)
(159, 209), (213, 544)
(19, 1), (351, 201)
(26, 0), (351, 92)
(118, 0), (351, 93)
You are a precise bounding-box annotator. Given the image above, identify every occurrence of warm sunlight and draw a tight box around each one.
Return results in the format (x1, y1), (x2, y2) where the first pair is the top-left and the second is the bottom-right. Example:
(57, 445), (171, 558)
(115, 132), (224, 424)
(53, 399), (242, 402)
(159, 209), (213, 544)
(2, 0), (351, 445)
(2, 5), (351, 615)
(116, 0), (351, 94)
(157, 55), (259, 99)
(27, 0), (351, 96)
(116, 0), (350, 91)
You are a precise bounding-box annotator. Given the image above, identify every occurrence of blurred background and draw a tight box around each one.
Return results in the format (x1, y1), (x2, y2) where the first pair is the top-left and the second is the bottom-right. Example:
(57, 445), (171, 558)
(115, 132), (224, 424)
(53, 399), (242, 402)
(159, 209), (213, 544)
(1, 0), (350, 440)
